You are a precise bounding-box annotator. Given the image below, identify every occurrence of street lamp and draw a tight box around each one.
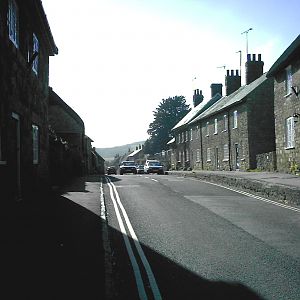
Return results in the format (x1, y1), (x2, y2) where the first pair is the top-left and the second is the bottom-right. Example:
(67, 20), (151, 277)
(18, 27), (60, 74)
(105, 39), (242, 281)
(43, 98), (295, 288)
(241, 28), (253, 55)
(236, 50), (242, 75)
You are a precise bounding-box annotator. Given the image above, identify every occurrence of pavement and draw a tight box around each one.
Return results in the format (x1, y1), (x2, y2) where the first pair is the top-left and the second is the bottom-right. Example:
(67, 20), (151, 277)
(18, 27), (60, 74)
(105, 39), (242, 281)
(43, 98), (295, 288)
(1, 170), (299, 299)
(167, 170), (300, 207)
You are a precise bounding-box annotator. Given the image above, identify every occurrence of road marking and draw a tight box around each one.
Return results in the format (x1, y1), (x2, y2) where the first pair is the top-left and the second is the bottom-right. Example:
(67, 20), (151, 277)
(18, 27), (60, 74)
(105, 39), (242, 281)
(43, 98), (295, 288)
(106, 177), (162, 300)
(188, 178), (300, 213)
(151, 179), (158, 182)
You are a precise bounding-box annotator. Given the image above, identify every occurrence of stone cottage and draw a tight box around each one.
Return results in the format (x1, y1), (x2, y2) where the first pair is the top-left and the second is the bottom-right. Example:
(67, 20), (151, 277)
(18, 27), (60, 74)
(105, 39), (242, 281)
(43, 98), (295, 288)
(172, 85), (222, 170)
(267, 35), (300, 174)
(0, 0), (58, 201)
(49, 88), (86, 178)
(190, 54), (275, 171)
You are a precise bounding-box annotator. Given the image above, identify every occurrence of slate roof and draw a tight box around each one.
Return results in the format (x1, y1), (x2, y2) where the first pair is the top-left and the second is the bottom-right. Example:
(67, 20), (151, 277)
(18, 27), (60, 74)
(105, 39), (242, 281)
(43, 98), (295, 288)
(128, 148), (143, 157)
(172, 93), (222, 131)
(267, 35), (300, 77)
(190, 73), (268, 123)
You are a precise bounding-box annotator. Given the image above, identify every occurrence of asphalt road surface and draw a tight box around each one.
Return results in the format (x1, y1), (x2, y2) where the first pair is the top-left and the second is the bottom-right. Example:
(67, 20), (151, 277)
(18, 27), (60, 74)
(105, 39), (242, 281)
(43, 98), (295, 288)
(102, 174), (300, 300)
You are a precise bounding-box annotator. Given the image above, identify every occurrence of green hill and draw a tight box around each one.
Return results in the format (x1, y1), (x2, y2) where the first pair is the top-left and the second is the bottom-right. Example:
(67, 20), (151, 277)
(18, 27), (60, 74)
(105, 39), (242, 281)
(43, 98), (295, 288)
(96, 141), (145, 161)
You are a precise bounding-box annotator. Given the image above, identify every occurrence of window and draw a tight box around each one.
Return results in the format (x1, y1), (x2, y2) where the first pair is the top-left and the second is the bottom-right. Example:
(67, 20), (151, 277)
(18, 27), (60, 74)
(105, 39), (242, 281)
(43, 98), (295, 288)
(196, 149), (200, 162)
(185, 149), (189, 161)
(178, 134), (180, 144)
(32, 33), (39, 75)
(223, 144), (229, 161)
(286, 117), (295, 149)
(8, 0), (19, 48)
(185, 131), (188, 142)
(207, 148), (211, 162)
(190, 128), (193, 141)
(223, 114), (228, 131)
(214, 118), (218, 134)
(181, 132), (184, 143)
(285, 66), (292, 95)
(233, 110), (238, 129)
(196, 125), (200, 139)
(32, 124), (39, 164)
(206, 121), (209, 136)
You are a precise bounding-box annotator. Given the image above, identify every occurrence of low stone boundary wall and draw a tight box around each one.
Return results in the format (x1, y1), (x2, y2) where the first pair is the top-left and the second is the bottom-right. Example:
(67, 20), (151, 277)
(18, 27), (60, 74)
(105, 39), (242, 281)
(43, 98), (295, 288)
(168, 171), (300, 207)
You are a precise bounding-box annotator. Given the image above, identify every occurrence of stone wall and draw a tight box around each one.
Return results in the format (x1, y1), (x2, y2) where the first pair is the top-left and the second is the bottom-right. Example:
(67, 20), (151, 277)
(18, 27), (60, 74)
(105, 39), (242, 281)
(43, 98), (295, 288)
(256, 151), (276, 171)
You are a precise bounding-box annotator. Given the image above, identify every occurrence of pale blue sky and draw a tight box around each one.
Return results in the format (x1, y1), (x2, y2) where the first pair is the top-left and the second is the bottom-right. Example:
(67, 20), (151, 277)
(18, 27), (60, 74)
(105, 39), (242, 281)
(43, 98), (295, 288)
(42, 0), (299, 147)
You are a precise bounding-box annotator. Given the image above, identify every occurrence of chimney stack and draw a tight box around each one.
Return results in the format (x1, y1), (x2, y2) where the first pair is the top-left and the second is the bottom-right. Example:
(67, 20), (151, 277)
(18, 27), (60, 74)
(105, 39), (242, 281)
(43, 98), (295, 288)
(225, 69), (241, 96)
(245, 54), (264, 85)
(193, 89), (204, 107)
(210, 83), (223, 98)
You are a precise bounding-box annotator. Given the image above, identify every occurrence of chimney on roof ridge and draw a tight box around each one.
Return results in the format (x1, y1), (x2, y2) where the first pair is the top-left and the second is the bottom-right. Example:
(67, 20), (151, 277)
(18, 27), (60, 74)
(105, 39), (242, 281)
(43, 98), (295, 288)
(210, 83), (223, 98)
(193, 89), (204, 107)
(245, 53), (264, 84)
(225, 69), (241, 96)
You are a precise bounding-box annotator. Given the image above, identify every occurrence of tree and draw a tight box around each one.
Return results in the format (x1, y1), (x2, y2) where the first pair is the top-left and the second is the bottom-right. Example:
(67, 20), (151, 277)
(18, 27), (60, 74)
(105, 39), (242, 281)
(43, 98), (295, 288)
(145, 96), (190, 154)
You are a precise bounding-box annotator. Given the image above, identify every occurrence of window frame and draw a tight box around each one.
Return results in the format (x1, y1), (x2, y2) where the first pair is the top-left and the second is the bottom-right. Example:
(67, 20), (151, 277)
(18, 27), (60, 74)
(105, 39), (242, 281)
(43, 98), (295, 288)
(7, 0), (19, 48)
(32, 124), (39, 164)
(233, 110), (238, 129)
(223, 114), (228, 132)
(206, 121), (209, 136)
(223, 144), (229, 161)
(32, 33), (39, 75)
(214, 118), (218, 134)
(207, 148), (211, 162)
(285, 65), (292, 96)
(285, 117), (295, 149)
(196, 149), (200, 162)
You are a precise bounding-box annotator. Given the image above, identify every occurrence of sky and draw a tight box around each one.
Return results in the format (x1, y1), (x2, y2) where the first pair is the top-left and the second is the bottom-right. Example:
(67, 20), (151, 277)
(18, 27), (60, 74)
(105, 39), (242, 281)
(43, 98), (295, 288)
(41, 0), (300, 148)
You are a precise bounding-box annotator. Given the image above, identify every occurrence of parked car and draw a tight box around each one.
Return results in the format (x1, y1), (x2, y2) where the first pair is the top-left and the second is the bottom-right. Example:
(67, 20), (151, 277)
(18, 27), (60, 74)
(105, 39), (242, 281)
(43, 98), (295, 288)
(136, 165), (144, 174)
(144, 160), (164, 174)
(119, 161), (137, 175)
(107, 166), (117, 175)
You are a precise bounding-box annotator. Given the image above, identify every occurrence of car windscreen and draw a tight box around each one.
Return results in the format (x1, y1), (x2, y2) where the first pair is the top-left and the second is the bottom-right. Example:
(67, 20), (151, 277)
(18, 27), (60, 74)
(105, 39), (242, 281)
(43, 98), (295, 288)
(149, 162), (161, 166)
(123, 162), (135, 166)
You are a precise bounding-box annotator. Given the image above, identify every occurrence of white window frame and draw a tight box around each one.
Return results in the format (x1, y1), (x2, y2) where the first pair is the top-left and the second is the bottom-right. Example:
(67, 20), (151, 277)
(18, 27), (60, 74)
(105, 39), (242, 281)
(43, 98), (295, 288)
(223, 144), (229, 161)
(286, 117), (295, 149)
(214, 118), (218, 134)
(207, 148), (211, 162)
(186, 149), (189, 162)
(285, 65), (292, 96)
(223, 114), (228, 131)
(32, 33), (39, 75)
(206, 121), (209, 136)
(196, 125), (200, 139)
(32, 124), (39, 164)
(190, 128), (193, 141)
(8, 0), (19, 48)
(233, 110), (238, 129)
(185, 130), (188, 142)
(196, 149), (200, 162)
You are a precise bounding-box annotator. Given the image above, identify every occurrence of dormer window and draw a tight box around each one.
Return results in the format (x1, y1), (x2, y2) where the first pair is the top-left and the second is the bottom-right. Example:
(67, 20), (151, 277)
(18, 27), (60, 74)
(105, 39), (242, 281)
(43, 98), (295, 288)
(8, 0), (19, 48)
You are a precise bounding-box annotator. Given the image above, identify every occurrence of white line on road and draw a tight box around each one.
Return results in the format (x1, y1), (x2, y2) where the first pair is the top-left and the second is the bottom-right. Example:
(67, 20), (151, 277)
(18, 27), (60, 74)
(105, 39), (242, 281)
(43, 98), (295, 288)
(106, 177), (162, 300)
(151, 179), (158, 182)
(189, 178), (300, 213)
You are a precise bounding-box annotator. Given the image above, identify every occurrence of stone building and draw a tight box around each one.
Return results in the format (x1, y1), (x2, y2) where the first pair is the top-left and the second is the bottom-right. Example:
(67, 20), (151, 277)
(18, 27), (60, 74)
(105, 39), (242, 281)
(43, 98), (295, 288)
(49, 88), (86, 178)
(172, 86), (222, 170)
(267, 35), (300, 174)
(190, 54), (275, 171)
(0, 0), (58, 201)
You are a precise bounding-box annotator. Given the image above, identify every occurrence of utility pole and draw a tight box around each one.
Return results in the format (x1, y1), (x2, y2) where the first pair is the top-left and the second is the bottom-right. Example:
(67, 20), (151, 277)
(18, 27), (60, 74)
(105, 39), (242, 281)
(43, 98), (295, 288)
(241, 28), (253, 55)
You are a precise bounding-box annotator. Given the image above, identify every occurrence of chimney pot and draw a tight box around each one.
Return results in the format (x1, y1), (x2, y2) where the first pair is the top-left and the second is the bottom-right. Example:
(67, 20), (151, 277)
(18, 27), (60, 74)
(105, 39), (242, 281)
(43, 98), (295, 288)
(231, 70), (234, 76)
(253, 54), (256, 61)
(247, 54), (251, 61)
(226, 70), (230, 76)
(258, 54), (261, 61)
(236, 70), (239, 76)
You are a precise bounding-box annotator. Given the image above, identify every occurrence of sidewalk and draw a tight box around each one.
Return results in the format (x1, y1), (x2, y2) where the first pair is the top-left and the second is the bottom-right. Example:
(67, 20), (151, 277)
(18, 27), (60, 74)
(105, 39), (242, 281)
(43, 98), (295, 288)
(167, 170), (300, 207)
(1, 175), (106, 300)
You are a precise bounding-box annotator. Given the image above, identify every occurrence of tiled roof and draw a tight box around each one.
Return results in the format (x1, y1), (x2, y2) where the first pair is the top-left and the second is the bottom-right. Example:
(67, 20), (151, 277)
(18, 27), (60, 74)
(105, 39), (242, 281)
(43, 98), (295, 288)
(190, 73), (268, 123)
(172, 93), (222, 131)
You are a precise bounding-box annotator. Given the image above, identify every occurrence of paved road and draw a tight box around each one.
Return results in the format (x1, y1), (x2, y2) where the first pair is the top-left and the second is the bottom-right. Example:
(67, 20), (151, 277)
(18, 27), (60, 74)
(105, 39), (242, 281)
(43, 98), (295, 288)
(102, 174), (300, 300)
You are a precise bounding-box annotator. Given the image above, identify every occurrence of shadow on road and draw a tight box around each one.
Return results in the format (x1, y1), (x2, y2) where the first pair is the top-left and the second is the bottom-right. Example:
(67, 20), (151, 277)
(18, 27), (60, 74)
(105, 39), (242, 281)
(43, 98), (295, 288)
(1, 175), (264, 300)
